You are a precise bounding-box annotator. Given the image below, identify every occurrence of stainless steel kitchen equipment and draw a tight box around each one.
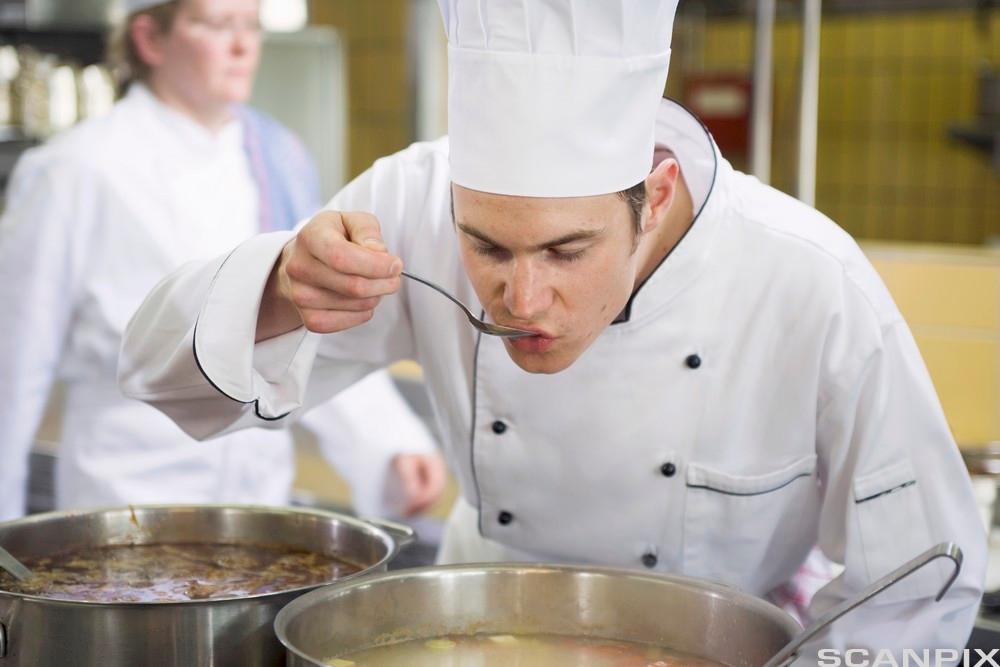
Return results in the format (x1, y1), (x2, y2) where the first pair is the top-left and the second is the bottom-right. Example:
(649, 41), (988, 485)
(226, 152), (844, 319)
(0, 504), (413, 666)
(0, 547), (29, 582)
(276, 543), (961, 667)
(763, 542), (961, 667)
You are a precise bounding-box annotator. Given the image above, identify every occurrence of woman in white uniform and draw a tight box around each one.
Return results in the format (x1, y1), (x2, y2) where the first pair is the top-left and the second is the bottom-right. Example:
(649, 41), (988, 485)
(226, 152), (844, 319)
(0, 0), (445, 521)
(119, 0), (987, 658)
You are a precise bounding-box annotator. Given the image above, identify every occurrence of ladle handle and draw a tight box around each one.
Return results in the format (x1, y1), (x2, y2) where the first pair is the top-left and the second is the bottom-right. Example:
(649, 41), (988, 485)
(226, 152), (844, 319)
(0, 545), (30, 582)
(762, 542), (963, 667)
(362, 517), (417, 551)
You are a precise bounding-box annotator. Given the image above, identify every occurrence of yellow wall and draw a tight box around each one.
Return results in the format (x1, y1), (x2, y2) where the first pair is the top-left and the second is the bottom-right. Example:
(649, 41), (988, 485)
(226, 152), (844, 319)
(674, 10), (999, 245)
(864, 242), (1000, 448)
(310, 0), (412, 180)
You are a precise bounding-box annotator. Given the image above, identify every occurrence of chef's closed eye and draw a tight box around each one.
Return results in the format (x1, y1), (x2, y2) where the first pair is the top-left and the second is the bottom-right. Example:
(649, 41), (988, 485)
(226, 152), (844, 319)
(547, 243), (589, 263)
(471, 241), (510, 261)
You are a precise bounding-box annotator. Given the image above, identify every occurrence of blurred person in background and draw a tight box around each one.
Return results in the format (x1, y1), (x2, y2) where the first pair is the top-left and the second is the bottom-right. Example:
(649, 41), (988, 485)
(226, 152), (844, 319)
(0, 0), (447, 522)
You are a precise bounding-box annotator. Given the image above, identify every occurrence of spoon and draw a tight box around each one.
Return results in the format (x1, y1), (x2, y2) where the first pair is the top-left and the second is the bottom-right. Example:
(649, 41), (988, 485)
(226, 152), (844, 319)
(401, 271), (535, 338)
(0, 544), (32, 581)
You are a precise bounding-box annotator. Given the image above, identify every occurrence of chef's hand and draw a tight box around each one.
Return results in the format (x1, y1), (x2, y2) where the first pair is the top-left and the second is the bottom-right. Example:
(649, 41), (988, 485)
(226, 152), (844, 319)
(387, 452), (448, 517)
(257, 210), (402, 341)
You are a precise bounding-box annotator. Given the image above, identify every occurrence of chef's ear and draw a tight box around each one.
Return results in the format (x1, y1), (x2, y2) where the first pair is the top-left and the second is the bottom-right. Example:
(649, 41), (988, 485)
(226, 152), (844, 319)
(641, 156), (680, 234)
(130, 14), (169, 70)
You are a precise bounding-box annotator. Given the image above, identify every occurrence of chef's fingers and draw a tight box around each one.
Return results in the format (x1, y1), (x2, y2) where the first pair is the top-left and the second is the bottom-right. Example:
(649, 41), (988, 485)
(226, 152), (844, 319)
(297, 307), (374, 335)
(340, 211), (388, 252)
(302, 210), (402, 279)
(286, 282), (382, 312)
(286, 253), (400, 300)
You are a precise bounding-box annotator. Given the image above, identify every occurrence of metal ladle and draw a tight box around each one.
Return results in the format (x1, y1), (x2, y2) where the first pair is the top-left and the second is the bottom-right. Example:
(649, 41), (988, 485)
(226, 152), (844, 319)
(763, 542), (963, 667)
(0, 544), (31, 581)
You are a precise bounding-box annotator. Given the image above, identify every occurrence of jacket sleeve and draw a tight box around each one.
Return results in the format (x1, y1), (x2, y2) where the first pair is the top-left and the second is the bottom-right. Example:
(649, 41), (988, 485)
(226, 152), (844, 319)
(119, 154), (421, 441)
(795, 307), (986, 660)
(0, 154), (96, 520)
(297, 368), (438, 517)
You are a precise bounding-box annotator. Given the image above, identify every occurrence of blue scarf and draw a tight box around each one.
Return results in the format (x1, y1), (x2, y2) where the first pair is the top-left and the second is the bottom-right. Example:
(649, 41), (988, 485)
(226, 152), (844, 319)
(237, 106), (322, 233)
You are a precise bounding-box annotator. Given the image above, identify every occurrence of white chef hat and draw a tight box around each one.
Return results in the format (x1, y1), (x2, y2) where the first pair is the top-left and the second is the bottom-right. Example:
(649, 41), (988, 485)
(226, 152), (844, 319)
(124, 0), (173, 14)
(439, 0), (678, 198)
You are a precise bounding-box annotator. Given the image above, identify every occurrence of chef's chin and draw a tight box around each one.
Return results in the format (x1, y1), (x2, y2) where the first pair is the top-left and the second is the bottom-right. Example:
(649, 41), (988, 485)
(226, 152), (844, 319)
(503, 343), (576, 374)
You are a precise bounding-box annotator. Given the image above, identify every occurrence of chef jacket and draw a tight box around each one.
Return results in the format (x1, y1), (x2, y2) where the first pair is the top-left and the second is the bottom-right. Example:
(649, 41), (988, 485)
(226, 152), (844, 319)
(0, 82), (437, 521)
(119, 99), (986, 657)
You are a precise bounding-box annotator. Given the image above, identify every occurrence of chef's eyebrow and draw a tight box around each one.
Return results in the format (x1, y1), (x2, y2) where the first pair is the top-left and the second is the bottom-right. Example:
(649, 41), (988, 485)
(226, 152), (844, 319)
(456, 223), (604, 251)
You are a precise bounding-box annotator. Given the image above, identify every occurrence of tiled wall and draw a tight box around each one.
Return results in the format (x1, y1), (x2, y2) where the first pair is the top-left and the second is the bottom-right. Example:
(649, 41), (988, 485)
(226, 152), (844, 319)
(864, 242), (1000, 447)
(671, 9), (999, 245)
(310, 0), (412, 179)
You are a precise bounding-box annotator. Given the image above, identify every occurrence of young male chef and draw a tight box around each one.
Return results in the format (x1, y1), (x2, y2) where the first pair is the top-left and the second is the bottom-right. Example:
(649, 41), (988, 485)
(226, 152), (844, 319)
(120, 0), (986, 656)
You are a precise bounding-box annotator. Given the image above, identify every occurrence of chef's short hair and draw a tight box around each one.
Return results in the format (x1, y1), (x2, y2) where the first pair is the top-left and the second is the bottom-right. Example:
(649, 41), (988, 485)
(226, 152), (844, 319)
(617, 144), (678, 238)
(617, 181), (646, 237)
(106, 1), (182, 93)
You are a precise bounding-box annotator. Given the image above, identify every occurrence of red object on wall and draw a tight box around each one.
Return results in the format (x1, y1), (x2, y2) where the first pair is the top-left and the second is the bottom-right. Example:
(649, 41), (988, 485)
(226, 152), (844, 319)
(682, 73), (753, 158)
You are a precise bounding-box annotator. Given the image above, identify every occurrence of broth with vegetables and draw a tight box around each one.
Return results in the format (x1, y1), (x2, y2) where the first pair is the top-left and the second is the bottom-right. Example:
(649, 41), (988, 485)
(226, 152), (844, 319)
(0, 542), (362, 602)
(325, 633), (726, 667)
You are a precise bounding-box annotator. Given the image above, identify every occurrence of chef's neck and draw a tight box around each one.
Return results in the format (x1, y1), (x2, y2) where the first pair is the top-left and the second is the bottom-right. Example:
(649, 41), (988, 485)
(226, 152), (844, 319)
(145, 78), (235, 134)
(634, 166), (695, 289)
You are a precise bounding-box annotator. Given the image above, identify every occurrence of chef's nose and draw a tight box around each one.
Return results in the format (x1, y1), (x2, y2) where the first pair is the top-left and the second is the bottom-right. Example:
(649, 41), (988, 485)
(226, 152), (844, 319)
(503, 261), (552, 321)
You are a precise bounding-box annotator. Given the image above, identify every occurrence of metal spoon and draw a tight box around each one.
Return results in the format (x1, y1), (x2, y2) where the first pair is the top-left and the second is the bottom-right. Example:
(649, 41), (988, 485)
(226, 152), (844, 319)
(763, 542), (963, 667)
(401, 271), (535, 338)
(0, 544), (31, 581)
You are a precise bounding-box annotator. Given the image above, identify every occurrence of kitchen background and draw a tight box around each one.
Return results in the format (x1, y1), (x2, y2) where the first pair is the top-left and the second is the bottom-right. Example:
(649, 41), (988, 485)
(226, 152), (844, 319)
(0, 0), (998, 643)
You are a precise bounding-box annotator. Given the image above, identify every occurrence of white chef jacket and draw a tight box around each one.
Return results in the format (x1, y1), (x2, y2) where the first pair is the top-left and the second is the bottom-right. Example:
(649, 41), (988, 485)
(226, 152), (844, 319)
(119, 99), (986, 657)
(0, 83), (437, 521)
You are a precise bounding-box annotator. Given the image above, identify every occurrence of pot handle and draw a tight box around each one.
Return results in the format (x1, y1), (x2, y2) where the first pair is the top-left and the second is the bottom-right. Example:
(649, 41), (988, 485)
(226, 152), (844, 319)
(762, 542), (963, 667)
(362, 517), (417, 553)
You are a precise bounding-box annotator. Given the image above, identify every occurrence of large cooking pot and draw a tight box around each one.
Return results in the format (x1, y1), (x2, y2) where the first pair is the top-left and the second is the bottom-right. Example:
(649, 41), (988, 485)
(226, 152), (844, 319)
(0, 504), (413, 666)
(275, 544), (962, 667)
(276, 563), (801, 667)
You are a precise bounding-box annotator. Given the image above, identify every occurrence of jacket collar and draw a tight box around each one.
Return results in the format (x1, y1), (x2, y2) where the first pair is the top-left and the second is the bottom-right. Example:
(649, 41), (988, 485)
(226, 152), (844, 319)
(125, 82), (244, 155)
(612, 98), (729, 327)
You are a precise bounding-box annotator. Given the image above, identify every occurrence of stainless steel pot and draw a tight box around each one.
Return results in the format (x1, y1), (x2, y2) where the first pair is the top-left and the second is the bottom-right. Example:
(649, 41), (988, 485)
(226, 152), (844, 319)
(0, 504), (413, 666)
(275, 563), (802, 667)
(275, 544), (962, 667)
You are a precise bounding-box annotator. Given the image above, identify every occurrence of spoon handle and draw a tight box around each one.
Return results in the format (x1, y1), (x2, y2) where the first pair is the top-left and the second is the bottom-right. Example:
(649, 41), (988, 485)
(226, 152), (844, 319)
(400, 271), (475, 319)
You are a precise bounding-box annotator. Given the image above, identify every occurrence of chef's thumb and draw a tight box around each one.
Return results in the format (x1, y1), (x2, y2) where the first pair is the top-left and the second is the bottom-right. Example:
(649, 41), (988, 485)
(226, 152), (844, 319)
(342, 212), (388, 253)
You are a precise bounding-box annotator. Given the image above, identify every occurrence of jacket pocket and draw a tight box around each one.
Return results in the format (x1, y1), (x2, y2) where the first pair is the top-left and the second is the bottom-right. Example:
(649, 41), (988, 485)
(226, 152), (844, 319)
(851, 460), (943, 603)
(683, 454), (820, 594)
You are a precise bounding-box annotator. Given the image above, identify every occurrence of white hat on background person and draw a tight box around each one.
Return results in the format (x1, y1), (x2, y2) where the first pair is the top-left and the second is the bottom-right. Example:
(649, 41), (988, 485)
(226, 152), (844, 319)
(124, 0), (173, 14)
(438, 0), (679, 198)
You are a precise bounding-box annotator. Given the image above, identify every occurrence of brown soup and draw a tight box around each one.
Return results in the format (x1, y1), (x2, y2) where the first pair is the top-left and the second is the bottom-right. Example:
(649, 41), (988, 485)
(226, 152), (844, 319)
(325, 633), (727, 667)
(0, 542), (362, 602)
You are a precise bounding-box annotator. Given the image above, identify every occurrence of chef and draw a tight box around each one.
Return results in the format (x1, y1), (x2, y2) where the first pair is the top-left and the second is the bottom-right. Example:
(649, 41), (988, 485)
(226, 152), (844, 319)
(0, 0), (445, 521)
(119, 0), (986, 657)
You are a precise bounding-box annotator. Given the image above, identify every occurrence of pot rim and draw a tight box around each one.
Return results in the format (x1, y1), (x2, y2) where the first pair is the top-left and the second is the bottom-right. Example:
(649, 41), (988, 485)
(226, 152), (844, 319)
(273, 561), (804, 663)
(0, 503), (398, 607)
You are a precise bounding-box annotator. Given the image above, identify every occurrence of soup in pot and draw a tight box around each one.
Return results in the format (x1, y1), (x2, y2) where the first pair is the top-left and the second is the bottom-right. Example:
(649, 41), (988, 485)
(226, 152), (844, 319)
(324, 633), (726, 667)
(0, 542), (362, 602)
